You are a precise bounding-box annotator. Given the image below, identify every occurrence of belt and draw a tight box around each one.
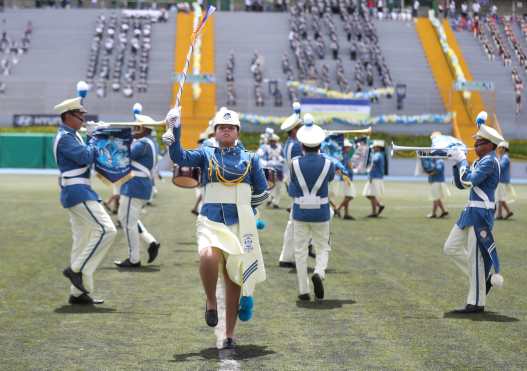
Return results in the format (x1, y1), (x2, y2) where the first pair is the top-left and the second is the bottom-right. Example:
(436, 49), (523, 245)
(294, 196), (329, 209)
(467, 201), (495, 209)
(61, 177), (91, 187)
(131, 170), (149, 178)
(203, 182), (250, 205)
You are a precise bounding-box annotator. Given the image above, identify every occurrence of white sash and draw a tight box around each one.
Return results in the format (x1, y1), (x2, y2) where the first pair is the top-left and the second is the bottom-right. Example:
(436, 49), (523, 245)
(54, 130), (91, 187)
(292, 158), (331, 209)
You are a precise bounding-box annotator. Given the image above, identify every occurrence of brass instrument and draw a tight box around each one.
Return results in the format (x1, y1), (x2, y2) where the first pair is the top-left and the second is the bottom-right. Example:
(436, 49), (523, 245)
(390, 142), (474, 158)
(325, 127), (372, 136)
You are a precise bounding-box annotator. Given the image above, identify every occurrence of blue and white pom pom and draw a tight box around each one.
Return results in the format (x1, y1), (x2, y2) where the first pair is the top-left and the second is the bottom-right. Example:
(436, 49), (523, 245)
(132, 102), (143, 116)
(292, 101), (301, 115)
(476, 111), (487, 127)
(256, 219), (266, 230)
(76, 80), (89, 98)
(491, 273), (504, 288)
(238, 295), (254, 321)
(303, 113), (314, 127)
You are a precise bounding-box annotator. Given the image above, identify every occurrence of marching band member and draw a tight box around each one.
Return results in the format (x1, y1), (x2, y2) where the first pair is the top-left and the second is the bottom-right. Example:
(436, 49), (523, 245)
(288, 114), (335, 300)
(53, 97), (117, 305)
(165, 107), (269, 349)
(445, 116), (504, 313)
(423, 157), (450, 219)
(261, 133), (284, 209)
(363, 140), (386, 217)
(114, 116), (161, 268)
(496, 141), (516, 220)
(278, 102), (303, 268)
(330, 138), (356, 220)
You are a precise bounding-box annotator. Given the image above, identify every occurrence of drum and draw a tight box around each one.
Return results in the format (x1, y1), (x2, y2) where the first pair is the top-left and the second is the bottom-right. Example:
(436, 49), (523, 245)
(172, 165), (201, 188)
(263, 168), (276, 190)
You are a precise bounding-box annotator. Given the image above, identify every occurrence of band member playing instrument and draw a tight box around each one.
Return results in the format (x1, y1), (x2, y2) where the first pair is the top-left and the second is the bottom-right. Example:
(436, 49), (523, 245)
(445, 116), (504, 313)
(53, 97), (117, 305)
(496, 141), (516, 220)
(330, 138), (356, 220)
(363, 140), (386, 217)
(422, 157), (450, 219)
(164, 107), (269, 349)
(114, 116), (161, 268)
(288, 114), (335, 301)
(260, 133), (284, 209)
(278, 102), (303, 268)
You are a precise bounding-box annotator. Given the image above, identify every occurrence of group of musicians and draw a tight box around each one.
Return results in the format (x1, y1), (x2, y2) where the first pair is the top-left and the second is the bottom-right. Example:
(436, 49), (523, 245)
(53, 95), (514, 347)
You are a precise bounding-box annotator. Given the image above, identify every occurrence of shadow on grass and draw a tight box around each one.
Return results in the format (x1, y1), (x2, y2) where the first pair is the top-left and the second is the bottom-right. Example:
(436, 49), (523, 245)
(99, 266), (161, 273)
(172, 344), (276, 362)
(443, 311), (519, 322)
(54, 305), (116, 314)
(296, 299), (356, 310)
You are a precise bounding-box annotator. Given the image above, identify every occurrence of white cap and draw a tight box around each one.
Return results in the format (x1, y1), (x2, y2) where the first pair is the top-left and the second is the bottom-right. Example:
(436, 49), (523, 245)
(430, 131), (442, 139)
(135, 114), (162, 129)
(297, 114), (326, 147)
(213, 109), (240, 128)
(54, 97), (87, 114)
(343, 138), (353, 147)
(265, 127), (275, 135)
(280, 113), (302, 132)
(473, 124), (504, 145)
(497, 141), (509, 149)
(270, 134), (280, 141)
(371, 139), (385, 148)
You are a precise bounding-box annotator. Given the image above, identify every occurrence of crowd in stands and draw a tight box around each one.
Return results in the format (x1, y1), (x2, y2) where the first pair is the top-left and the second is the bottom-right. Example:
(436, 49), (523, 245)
(225, 51), (236, 106)
(0, 20), (33, 95)
(284, 0), (393, 100)
(86, 13), (162, 99)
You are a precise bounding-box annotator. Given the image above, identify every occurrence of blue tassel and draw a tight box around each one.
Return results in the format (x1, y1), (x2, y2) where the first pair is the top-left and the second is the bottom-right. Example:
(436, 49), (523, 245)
(238, 296), (254, 321)
(256, 219), (266, 230)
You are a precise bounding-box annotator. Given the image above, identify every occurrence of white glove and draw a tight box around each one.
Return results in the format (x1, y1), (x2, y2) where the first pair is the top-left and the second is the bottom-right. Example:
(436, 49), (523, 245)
(165, 106), (181, 129)
(162, 129), (176, 146)
(449, 149), (466, 164)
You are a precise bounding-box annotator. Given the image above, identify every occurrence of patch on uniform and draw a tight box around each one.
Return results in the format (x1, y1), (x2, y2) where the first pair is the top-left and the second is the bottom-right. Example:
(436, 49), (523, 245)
(242, 234), (254, 252)
(223, 112), (231, 120)
(480, 229), (488, 239)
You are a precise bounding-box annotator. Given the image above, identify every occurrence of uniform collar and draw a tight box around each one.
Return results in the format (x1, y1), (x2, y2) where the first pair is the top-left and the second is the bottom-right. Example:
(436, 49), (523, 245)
(60, 124), (77, 134)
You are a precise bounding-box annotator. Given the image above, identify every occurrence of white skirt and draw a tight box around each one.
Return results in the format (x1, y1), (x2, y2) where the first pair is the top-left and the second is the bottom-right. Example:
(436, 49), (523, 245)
(362, 179), (384, 198)
(196, 215), (243, 255)
(430, 182), (451, 201)
(496, 183), (517, 203)
(330, 180), (357, 199)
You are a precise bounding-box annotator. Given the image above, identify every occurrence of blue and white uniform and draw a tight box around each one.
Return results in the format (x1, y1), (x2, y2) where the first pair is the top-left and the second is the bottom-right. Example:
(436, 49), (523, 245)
(444, 152), (501, 307)
(329, 149), (356, 200)
(289, 152), (335, 295)
(260, 141), (284, 207)
(118, 136), (158, 264)
(427, 159), (450, 201)
(169, 125), (269, 295)
(54, 124), (116, 297)
(279, 136), (304, 264)
(496, 153), (516, 203)
(362, 151), (385, 198)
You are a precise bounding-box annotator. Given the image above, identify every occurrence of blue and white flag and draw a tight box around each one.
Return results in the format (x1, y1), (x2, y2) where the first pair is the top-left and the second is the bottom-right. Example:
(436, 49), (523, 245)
(301, 98), (371, 121)
(92, 128), (133, 184)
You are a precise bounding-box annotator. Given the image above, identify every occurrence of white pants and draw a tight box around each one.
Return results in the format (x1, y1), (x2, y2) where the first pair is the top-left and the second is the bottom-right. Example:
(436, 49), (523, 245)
(293, 220), (331, 295)
(279, 209), (295, 263)
(443, 225), (486, 307)
(118, 195), (157, 264)
(270, 180), (283, 206)
(68, 201), (117, 296)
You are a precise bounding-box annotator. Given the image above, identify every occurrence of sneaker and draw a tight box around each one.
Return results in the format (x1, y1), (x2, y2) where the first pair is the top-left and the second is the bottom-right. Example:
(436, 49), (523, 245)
(69, 293), (104, 305)
(311, 273), (324, 300)
(63, 267), (88, 294)
(147, 242), (160, 263)
(114, 258), (141, 268)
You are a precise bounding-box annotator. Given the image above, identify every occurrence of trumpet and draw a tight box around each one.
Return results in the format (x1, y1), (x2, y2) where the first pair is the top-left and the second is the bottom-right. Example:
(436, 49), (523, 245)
(325, 127), (372, 136)
(83, 114), (167, 131)
(390, 142), (474, 158)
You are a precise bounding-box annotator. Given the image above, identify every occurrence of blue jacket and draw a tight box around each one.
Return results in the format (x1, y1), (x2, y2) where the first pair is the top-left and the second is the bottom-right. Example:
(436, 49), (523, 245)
(54, 125), (99, 208)
(120, 137), (155, 200)
(499, 154), (511, 183)
(369, 152), (384, 180)
(169, 126), (268, 225)
(288, 152), (336, 222)
(428, 159), (446, 183)
(282, 137), (303, 164)
(457, 152), (500, 230)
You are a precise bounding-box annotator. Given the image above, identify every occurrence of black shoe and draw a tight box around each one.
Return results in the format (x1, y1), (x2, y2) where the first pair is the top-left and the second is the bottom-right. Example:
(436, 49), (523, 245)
(312, 273), (324, 300)
(367, 213), (378, 218)
(427, 213), (437, 219)
(505, 212), (514, 220)
(222, 337), (236, 349)
(486, 275), (493, 295)
(147, 242), (160, 263)
(453, 304), (484, 314)
(63, 267), (88, 294)
(298, 293), (310, 301)
(308, 244), (316, 258)
(377, 205), (385, 216)
(272, 204), (280, 209)
(69, 293), (104, 305)
(205, 304), (218, 327)
(439, 211), (449, 218)
(114, 258), (141, 268)
(279, 261), (296, 268)
(343, 215), (355, 220)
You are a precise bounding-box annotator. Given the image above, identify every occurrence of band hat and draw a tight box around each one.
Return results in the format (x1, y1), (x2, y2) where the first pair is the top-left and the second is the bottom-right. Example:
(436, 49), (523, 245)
(473, 124), (504, 145)
(371, 139), (385, 148)
(297, 114), (326, 147)
(213, 109), (240, 128)
(343, 138), (353, 147)
(54, 97), (87, 114)
(280, 113), (302, 132)
(497, 141), (509, 149)
(270, 134), (280, 141)
(135, 113), (161, 129)
(430, 131), (442, 139)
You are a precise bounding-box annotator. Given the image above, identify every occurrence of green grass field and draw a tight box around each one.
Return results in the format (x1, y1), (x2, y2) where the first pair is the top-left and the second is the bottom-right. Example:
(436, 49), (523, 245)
(0, 175), (526, 370)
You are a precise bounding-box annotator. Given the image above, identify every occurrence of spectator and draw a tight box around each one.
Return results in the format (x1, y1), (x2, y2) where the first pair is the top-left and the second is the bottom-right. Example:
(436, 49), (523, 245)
(412, 0), (420, 19)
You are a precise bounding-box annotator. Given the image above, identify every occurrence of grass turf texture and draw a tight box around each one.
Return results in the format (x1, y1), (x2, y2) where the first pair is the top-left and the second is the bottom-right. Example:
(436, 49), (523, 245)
(0, 175), (526, 370)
